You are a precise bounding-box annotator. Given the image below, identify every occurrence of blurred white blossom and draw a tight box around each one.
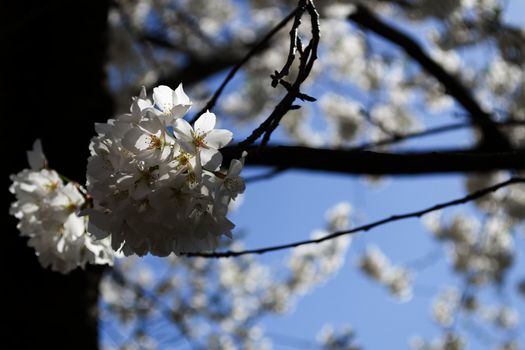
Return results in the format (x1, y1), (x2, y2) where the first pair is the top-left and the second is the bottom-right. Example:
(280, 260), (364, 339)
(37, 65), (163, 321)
(358, 245), (413, 301)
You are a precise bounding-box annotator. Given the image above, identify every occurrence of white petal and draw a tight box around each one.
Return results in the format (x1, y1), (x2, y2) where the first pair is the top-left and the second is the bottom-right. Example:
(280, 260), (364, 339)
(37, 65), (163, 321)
(173, 119), (194, 143)
(173, 83), (192, 106)
(194, 111), (216, 133)
(137, 98), (152, 110)
(141, 118), (163, 135)
(178, 140), (196, 155)
(63, 214), (86, 239)
(192, 152), (203, 182)
(201, 148), (222, 170)
(205, 129), (232, 149)
(228, 159), (243, 177)
(27, 139), (46, 170)
(153, 85), (174, 111)
(122, 128), (151, 152)
(170, 104), (191, 121)
(138, 86), (147, 99)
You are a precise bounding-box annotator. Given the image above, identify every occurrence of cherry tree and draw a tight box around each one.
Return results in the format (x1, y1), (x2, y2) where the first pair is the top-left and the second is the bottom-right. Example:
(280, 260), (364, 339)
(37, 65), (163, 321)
(4, 0), (525, 349)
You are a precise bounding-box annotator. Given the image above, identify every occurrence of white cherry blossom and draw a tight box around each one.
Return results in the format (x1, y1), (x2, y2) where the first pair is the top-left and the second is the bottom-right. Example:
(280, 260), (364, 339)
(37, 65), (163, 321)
(9, 141), (113, 273)
(173, 110), (233, 170)
(87, 86), (244, 256)
(152, 84), (192, 124)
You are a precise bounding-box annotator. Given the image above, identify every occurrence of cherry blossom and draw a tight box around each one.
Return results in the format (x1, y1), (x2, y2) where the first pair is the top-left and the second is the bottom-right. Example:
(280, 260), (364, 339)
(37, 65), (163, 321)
(9, 141), (113, 273)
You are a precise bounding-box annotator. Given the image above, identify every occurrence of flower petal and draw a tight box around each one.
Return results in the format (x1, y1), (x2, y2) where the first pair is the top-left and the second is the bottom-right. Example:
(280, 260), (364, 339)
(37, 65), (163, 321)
(228, 159), (243, 177)
(200, 148), (222, 170)
(178, 140), (196, 155)
(153, 85), (174, 112)
(173, 83), (192, 106)
(205, 129), (232, 149)
(194, 111), (216, 133)
(173, 118), (194, 143)
(122, 128), (151, 152)
(27, 139), (46, 170)
(170, 104), (191, 121)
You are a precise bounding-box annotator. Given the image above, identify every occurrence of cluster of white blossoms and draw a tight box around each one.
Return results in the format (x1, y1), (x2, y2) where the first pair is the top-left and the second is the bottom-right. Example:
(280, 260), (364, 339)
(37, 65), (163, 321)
(425, 211), (515, 286)
(358, 245), (413, 301)
(431, 288), (461, 327)
(480, 304), (520, 329)
(9, 141), (114, 273)
(320, 93), (363, 146)
(86, 84), (245, 256)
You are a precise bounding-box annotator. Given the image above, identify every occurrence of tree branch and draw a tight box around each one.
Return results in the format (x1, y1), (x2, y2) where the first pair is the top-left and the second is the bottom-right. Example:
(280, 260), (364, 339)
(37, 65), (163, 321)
(348, 4), (512, 151)
(239, 0), (320, 148)
(190, 6), (301, 122)
(222, 145), (525, 175)
(183, 177), (525, 258)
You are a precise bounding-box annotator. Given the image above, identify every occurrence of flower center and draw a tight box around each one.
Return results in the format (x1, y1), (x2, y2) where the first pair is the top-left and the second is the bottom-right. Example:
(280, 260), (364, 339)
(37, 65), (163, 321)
(176, 152), (192, 167)
(224, 177), (244, 193)
(45, 181), (60, 192)
(148, 135), (163, 150)
(192, 132), (209, 149)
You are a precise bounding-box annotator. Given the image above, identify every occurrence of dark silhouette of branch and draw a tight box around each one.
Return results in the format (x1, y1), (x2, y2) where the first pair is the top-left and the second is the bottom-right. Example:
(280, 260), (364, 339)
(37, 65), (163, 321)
(348, 4), (512, 151)
(240, 0), (320, 148)
(239, 119), (522, 182)
(358, 119), (525, 151)
(269, 4), (306, 87)
(245, 167), (288, 183)
(183, 177), (525, 258)
(222, 145), (525, 175)
(189, 7), (301, 122)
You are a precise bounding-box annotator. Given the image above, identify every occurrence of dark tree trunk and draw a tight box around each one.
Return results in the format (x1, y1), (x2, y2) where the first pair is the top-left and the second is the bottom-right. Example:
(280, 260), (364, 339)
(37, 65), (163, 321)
(1, 1), (112, 348)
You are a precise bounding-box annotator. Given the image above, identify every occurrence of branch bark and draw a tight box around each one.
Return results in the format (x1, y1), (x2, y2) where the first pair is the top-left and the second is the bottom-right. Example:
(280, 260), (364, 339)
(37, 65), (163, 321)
(222, 145), (525, 175)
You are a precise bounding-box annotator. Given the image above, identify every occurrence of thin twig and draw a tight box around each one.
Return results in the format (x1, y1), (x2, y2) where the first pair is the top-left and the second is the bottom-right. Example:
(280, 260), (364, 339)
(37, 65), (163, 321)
(361, 107), (401, 139)
(182, 177), (525, 258)
(190, 7), (301, 122)
(270, 2), (306, 87)
(357, 119), (525, 151)
(239, 0), (320, 148)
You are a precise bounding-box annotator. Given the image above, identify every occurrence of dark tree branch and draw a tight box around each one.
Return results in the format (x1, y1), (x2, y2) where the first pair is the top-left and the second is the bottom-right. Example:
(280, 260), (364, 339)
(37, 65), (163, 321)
(245, 167), (288, 183)
(183, 177), (525, 258)
(270, 3), (306, 86)
(190, 6), (301, 122)
(222, 145), (525, 175)
(348, 4), (512, 151)
(240, 0), (320, 148)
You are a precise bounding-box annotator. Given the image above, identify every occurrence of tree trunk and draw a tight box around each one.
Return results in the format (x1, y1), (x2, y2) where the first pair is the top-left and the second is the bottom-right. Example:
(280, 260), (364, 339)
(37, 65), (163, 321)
(1, 1), (112, 348)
